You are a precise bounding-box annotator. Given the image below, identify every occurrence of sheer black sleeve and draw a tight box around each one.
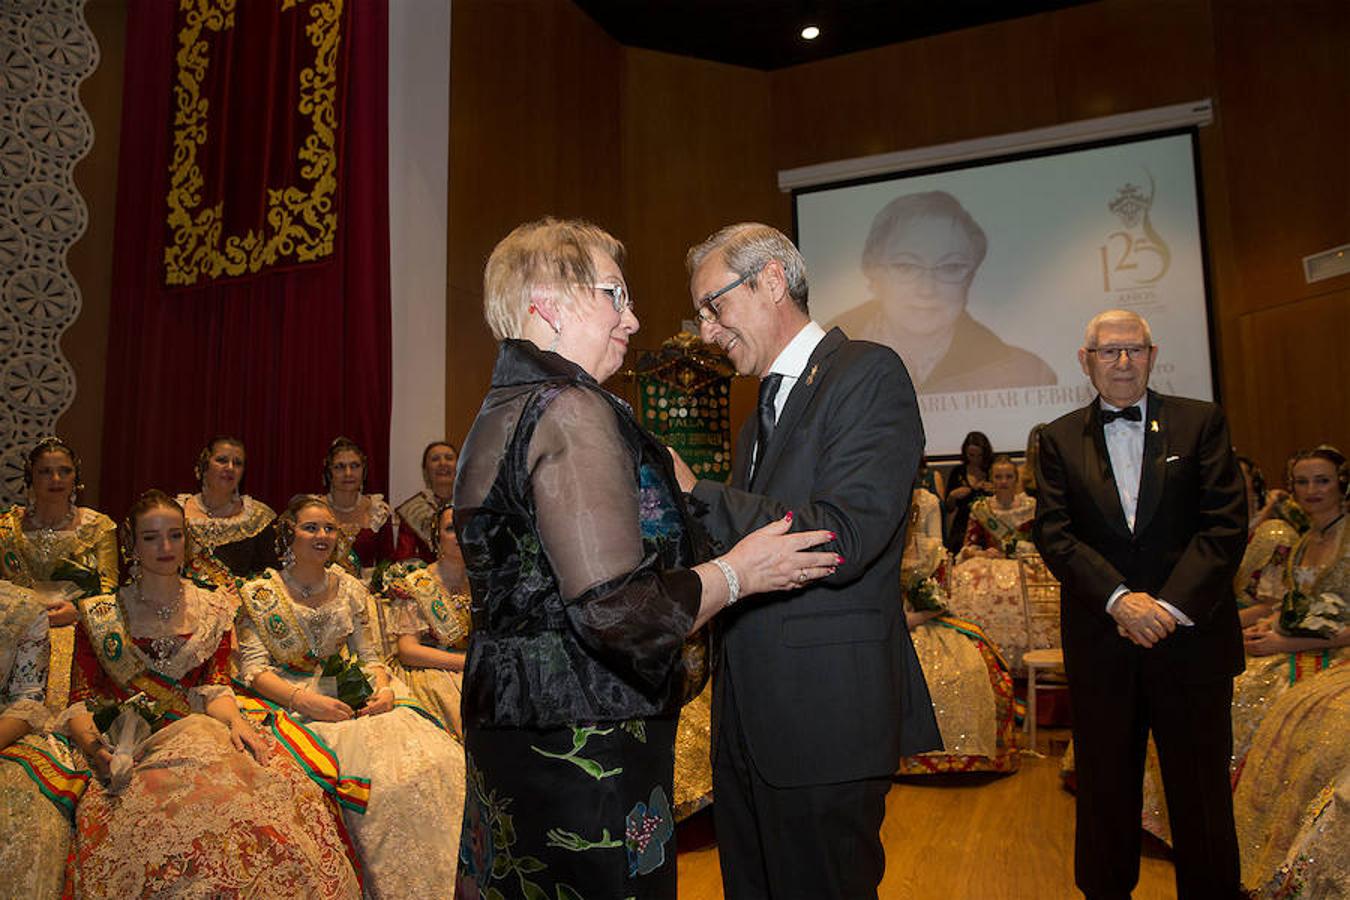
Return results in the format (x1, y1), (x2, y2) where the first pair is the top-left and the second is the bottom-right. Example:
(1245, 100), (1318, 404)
(528, 387), (699, 690)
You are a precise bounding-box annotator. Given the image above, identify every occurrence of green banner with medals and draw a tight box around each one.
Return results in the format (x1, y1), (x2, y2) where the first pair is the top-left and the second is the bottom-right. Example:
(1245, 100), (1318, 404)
(636, 333), (736, 483)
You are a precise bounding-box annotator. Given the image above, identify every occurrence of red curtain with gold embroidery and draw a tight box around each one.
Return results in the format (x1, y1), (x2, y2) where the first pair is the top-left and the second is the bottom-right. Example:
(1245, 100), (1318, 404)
(100, 0), (390, 516)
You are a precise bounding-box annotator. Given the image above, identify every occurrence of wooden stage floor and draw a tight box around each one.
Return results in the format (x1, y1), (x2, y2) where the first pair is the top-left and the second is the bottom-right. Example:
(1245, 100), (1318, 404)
(675, 750), (1177, 899)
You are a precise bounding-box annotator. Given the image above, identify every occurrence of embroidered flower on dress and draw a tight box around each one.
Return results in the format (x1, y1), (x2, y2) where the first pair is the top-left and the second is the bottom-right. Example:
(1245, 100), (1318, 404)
(624, 785), (674, 877)
(638, 465), (683, 543)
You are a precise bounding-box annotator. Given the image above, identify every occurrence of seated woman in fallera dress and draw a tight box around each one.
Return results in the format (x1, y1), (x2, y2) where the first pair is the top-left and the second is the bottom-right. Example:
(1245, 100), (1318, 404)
(1232, 447), (1350, 765)
(178, 435), (278, 585)
(323, 436), (396, 578)
(234, 495), (466, 897)
(381, 499), (471, 738)
(1222, 447), (1350, 886)
(58, 491), (360, 899)
(897, 490), (1019, 775)
(947, 455), (1061, 670)
(0, 438), (120, 713)
(393, 440), (458, 563)
(0, 580), (80, 899)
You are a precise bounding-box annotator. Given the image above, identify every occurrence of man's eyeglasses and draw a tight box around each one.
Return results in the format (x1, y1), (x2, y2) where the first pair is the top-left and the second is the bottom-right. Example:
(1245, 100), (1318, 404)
(1087, 344), (1152, 362)
(695, 266), (762, 325)
(882, 260), (974, 285)
(589, 282), (632, 313)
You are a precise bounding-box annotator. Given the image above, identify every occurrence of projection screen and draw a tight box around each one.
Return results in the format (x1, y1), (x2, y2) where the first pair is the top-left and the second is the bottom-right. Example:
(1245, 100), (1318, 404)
(794, 129), (1214, 458)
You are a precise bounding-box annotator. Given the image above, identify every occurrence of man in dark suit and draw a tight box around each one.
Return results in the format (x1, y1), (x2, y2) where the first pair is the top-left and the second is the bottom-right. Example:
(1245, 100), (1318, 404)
(669, 223), (940, 900)
(1033, 309), (1247, 900)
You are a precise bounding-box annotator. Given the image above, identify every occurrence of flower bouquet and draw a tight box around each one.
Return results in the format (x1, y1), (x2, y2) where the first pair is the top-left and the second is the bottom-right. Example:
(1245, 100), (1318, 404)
(1279, 589), (1347, 640)
(48, 558), (103, 599)
(318, 653), (373, 711)
(906, 575), (948, 613)
(86, 692), (169, 793)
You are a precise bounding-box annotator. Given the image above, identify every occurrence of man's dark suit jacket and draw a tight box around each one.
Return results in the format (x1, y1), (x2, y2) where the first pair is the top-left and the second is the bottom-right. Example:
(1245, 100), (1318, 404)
(691, 327), (941, 787)
(1033, 390), (1247, 683)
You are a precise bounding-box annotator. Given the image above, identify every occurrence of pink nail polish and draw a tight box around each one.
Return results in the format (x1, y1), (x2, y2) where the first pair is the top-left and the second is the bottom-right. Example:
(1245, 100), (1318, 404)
(836, 555), (845, 564)
(785, 511), (793, 523)
(829, 531), (837, 541)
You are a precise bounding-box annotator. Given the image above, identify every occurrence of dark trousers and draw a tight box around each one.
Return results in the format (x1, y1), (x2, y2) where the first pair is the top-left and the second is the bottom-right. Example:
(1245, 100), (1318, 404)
(1069, 657), (1240, 900)
(712, 674), (890, 900)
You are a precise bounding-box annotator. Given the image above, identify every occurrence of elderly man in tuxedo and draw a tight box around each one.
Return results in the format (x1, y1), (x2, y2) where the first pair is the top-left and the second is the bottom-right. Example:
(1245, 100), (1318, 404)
(1033, 309), (1246, 899)
(669, 222), (939, 900)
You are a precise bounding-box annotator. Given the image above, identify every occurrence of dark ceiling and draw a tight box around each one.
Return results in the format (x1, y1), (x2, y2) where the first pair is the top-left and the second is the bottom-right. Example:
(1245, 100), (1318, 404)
(572, 0), (1096, 71)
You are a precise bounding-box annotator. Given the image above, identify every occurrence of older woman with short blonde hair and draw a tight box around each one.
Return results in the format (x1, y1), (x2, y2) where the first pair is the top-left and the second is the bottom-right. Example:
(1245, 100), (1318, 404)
(453, 217), (840, 898)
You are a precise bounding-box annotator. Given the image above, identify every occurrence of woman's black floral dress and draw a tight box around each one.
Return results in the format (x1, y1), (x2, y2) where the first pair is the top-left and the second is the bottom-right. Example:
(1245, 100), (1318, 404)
(454, 340), (707, 900)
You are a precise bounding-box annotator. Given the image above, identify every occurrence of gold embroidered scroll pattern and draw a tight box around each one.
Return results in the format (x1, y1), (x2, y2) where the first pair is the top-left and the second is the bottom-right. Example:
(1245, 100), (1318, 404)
(164, 0), (344, 286)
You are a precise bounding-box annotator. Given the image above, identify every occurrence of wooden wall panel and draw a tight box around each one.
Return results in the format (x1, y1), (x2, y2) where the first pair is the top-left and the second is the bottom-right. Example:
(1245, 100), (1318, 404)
(57, 0), (127, 505)
(1233, 290), (1350, 475)
(1049, 0), (1214, 121)
(1211, 0), (1350, 317)
(617, 48), (781, 427)
(771, 13), (1060, 171)
(445, 0), (624, 445)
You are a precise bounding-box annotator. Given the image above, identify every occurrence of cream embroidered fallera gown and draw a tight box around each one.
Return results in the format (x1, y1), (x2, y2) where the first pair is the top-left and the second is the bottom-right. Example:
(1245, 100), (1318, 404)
(236, 566), (466, 898)
(0, 583), (73, 899)
(62, 582), (360, 898)
(0, 505), (119, 713)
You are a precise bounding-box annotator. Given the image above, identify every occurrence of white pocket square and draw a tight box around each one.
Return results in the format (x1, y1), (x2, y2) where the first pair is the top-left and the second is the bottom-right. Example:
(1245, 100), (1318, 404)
(1165, 455), (1183, 463)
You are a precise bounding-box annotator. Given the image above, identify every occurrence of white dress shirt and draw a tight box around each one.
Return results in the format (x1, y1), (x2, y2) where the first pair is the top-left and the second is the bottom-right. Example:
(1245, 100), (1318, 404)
(750, 321), (827, 469)
(1102, 396), (1194, 626)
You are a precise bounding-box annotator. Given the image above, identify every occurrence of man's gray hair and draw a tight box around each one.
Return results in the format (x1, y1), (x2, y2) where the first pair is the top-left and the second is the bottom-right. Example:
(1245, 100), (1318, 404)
(1083, 309), (1153, 347)
(686, 223), (809, 313)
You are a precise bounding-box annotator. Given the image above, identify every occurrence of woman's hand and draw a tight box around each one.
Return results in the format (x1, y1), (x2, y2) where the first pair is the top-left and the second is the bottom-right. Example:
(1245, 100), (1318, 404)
(228, 718), (268, 761)
(946, 485), (972, 505)
(46, 599), (77, 627)
(722, 514), (840, 598)
(295, 690), (354, 722)
(358, 687), (395, 717)
(905, 609), (940, 632)
(89, 746), (114, 781)
(1244, 627), (1289, 657)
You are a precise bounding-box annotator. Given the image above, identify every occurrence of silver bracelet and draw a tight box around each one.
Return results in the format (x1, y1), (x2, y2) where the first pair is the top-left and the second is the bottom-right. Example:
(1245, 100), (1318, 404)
(712, 558), (741, 607)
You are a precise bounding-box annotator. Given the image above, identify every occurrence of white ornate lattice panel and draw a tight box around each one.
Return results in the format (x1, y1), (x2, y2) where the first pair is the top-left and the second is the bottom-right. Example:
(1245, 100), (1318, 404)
(0, 0), (97, 504)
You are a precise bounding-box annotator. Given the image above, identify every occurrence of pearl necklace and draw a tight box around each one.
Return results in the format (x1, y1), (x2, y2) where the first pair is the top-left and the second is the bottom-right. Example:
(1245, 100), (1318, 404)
(132, 578), (186, 623)
(197, 492), (240, 518)
(283, 566), (329, 601)
(27, 505), (74, 532)
(327, 491), (361, 514)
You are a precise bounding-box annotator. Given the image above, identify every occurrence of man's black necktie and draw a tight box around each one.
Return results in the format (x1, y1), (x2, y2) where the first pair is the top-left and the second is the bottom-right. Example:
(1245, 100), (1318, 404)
(1101, 405), (1142, 425)
(753, 373), (783, 477)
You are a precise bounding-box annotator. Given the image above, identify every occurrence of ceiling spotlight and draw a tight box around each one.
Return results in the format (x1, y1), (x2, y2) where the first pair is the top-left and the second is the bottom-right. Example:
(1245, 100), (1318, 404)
(800, 25), (820, 40)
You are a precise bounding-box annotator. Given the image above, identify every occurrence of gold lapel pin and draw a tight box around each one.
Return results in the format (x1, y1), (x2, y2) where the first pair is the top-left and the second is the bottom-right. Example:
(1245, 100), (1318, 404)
(805, 364), (819, 386)
(1150, 420), (1159, 433)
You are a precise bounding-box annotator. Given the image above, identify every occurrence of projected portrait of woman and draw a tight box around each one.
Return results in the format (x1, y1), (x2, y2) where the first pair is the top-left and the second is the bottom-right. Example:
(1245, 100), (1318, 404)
(829, 190), (1057, 394)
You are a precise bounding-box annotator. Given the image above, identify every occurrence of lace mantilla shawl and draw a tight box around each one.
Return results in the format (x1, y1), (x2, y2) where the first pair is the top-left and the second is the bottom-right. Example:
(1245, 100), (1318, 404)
(0, 582), (50, 729)
(176, 493), (276, 552)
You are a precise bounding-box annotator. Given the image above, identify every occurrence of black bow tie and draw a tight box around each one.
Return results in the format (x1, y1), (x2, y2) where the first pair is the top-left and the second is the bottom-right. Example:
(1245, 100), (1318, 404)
(1101, 406), (1143, 425)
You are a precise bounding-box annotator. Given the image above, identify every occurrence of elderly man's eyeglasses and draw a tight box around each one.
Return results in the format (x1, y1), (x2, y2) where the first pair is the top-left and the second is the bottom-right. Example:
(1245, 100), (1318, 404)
(1088, 344), (1152, 362)
(695, 266), (763, 325)
(883, 260), (974, 285)
(589, 282), (632, 313)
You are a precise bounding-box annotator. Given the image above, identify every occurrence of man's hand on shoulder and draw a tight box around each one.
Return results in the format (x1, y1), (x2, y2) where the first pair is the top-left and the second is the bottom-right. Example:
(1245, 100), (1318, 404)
(667, 446), (697, 493)
(1111, 591), (1177, 648)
